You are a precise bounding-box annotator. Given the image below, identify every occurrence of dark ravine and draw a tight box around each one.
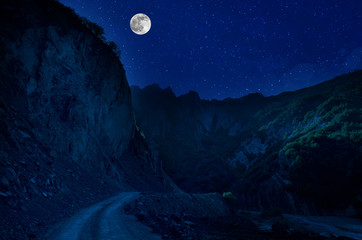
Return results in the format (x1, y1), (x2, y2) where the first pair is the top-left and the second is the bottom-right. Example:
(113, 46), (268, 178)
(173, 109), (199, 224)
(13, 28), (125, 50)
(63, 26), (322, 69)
(1, 0), (362, 239)
(131, 71), (362, 216)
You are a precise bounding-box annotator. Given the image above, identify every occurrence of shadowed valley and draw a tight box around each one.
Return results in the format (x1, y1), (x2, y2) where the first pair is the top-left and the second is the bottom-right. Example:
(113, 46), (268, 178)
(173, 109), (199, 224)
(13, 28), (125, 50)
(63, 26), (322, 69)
(1, 0), (361, 239)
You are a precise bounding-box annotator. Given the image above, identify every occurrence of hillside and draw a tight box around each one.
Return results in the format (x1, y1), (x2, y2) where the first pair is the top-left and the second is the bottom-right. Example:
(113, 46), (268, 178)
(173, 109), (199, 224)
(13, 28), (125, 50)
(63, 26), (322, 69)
(0, 0), (171, 238)
(1, 0), (361, 239)
(131, 70), (362, 215)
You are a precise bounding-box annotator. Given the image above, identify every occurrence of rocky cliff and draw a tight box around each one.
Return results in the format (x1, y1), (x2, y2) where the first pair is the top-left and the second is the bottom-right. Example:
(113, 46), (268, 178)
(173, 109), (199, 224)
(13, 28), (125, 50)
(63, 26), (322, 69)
(1, 0), (134, 173)
(131, 71), (362, 216)
(0, 0), (169, 238)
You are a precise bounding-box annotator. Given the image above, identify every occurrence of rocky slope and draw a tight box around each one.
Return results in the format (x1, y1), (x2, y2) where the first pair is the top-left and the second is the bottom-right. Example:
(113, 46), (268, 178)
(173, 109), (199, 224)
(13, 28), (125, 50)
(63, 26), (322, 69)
(0, 0), (170, 239)
(131, 70), (362, 216)
(1, 0), (361, 239)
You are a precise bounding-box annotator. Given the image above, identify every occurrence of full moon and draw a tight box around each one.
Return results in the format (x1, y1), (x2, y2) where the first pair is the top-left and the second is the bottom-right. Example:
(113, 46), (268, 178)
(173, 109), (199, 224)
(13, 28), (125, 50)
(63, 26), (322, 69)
(130, 13), (151, 35)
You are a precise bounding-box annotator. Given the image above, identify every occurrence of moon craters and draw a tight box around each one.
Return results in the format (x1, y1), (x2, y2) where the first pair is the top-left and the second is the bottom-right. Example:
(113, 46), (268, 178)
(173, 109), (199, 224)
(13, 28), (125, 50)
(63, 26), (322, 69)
(130, 13), (151, 35)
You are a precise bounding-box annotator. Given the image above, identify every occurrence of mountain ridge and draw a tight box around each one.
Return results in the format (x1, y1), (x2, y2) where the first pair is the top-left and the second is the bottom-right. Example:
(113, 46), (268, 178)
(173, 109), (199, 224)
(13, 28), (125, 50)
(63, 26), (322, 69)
(132, 69), (361, 103)
(131, 70), (362, 216)
(1, 0), (361, 239)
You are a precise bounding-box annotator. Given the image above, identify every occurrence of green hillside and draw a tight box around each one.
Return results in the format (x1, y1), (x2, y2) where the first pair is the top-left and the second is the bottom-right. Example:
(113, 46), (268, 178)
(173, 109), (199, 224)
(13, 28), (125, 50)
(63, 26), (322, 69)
(132, 70), (362, 215)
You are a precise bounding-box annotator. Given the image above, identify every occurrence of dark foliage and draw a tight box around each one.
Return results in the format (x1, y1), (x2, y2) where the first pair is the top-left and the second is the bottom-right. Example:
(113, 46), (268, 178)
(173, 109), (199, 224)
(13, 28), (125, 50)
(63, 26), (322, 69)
(132, 70), (362, 214)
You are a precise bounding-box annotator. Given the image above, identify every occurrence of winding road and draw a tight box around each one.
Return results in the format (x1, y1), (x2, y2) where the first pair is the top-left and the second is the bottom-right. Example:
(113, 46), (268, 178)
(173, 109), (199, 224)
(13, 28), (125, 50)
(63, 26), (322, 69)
(46, 192), (161, 240)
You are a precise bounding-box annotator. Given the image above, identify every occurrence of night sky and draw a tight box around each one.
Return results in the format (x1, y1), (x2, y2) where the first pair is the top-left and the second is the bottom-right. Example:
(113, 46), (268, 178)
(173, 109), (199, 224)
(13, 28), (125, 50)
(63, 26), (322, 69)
(59, 0), (362, 100)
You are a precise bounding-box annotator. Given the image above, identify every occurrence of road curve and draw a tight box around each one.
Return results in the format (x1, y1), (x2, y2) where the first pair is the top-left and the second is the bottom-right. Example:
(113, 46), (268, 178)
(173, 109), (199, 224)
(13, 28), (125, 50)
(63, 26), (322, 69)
(45, 192), (161, 240)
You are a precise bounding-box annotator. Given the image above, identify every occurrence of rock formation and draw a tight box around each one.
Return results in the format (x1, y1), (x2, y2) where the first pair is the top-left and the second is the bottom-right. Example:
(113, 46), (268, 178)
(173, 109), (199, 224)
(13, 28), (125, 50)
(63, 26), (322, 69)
(0, 0), (169, 238)
(131, 71), (362, 215)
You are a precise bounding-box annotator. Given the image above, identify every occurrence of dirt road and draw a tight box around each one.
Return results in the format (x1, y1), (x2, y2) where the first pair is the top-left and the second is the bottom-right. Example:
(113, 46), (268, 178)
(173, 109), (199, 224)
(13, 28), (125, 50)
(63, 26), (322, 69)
(46, 192), (161, 240)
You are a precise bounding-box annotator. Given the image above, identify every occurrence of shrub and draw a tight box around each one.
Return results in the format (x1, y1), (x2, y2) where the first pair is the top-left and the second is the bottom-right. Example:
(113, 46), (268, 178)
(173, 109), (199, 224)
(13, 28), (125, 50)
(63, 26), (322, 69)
(80, 17), (106, 40)
(107, 41), (121, 57)
(222, 192), (237, 200)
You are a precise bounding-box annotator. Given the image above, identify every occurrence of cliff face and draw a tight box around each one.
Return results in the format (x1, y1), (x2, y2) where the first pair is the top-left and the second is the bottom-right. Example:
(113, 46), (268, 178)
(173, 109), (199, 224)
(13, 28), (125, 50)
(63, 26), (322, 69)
(0, 1), (168, 238)
(131, 85), (269, 194)
(1, 0), (133, 172)
(131, 71), (362, 215)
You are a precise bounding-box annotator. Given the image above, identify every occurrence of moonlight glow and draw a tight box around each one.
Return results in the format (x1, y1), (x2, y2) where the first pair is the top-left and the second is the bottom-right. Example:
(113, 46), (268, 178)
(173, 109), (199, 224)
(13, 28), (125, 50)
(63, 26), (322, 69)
(130, 13), (151, 35)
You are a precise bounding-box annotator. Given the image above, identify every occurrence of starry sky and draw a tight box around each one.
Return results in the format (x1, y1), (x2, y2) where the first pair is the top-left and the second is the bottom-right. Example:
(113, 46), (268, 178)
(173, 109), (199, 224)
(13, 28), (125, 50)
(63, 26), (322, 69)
(59, 0), (362, 100)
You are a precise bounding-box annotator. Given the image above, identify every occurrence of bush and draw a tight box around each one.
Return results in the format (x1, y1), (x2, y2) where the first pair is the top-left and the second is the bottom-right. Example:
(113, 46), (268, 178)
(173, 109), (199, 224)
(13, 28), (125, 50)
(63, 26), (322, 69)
(80, 17), (105, 40)
(107, 41), (121, 57)
(222, 192), (237, 200)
